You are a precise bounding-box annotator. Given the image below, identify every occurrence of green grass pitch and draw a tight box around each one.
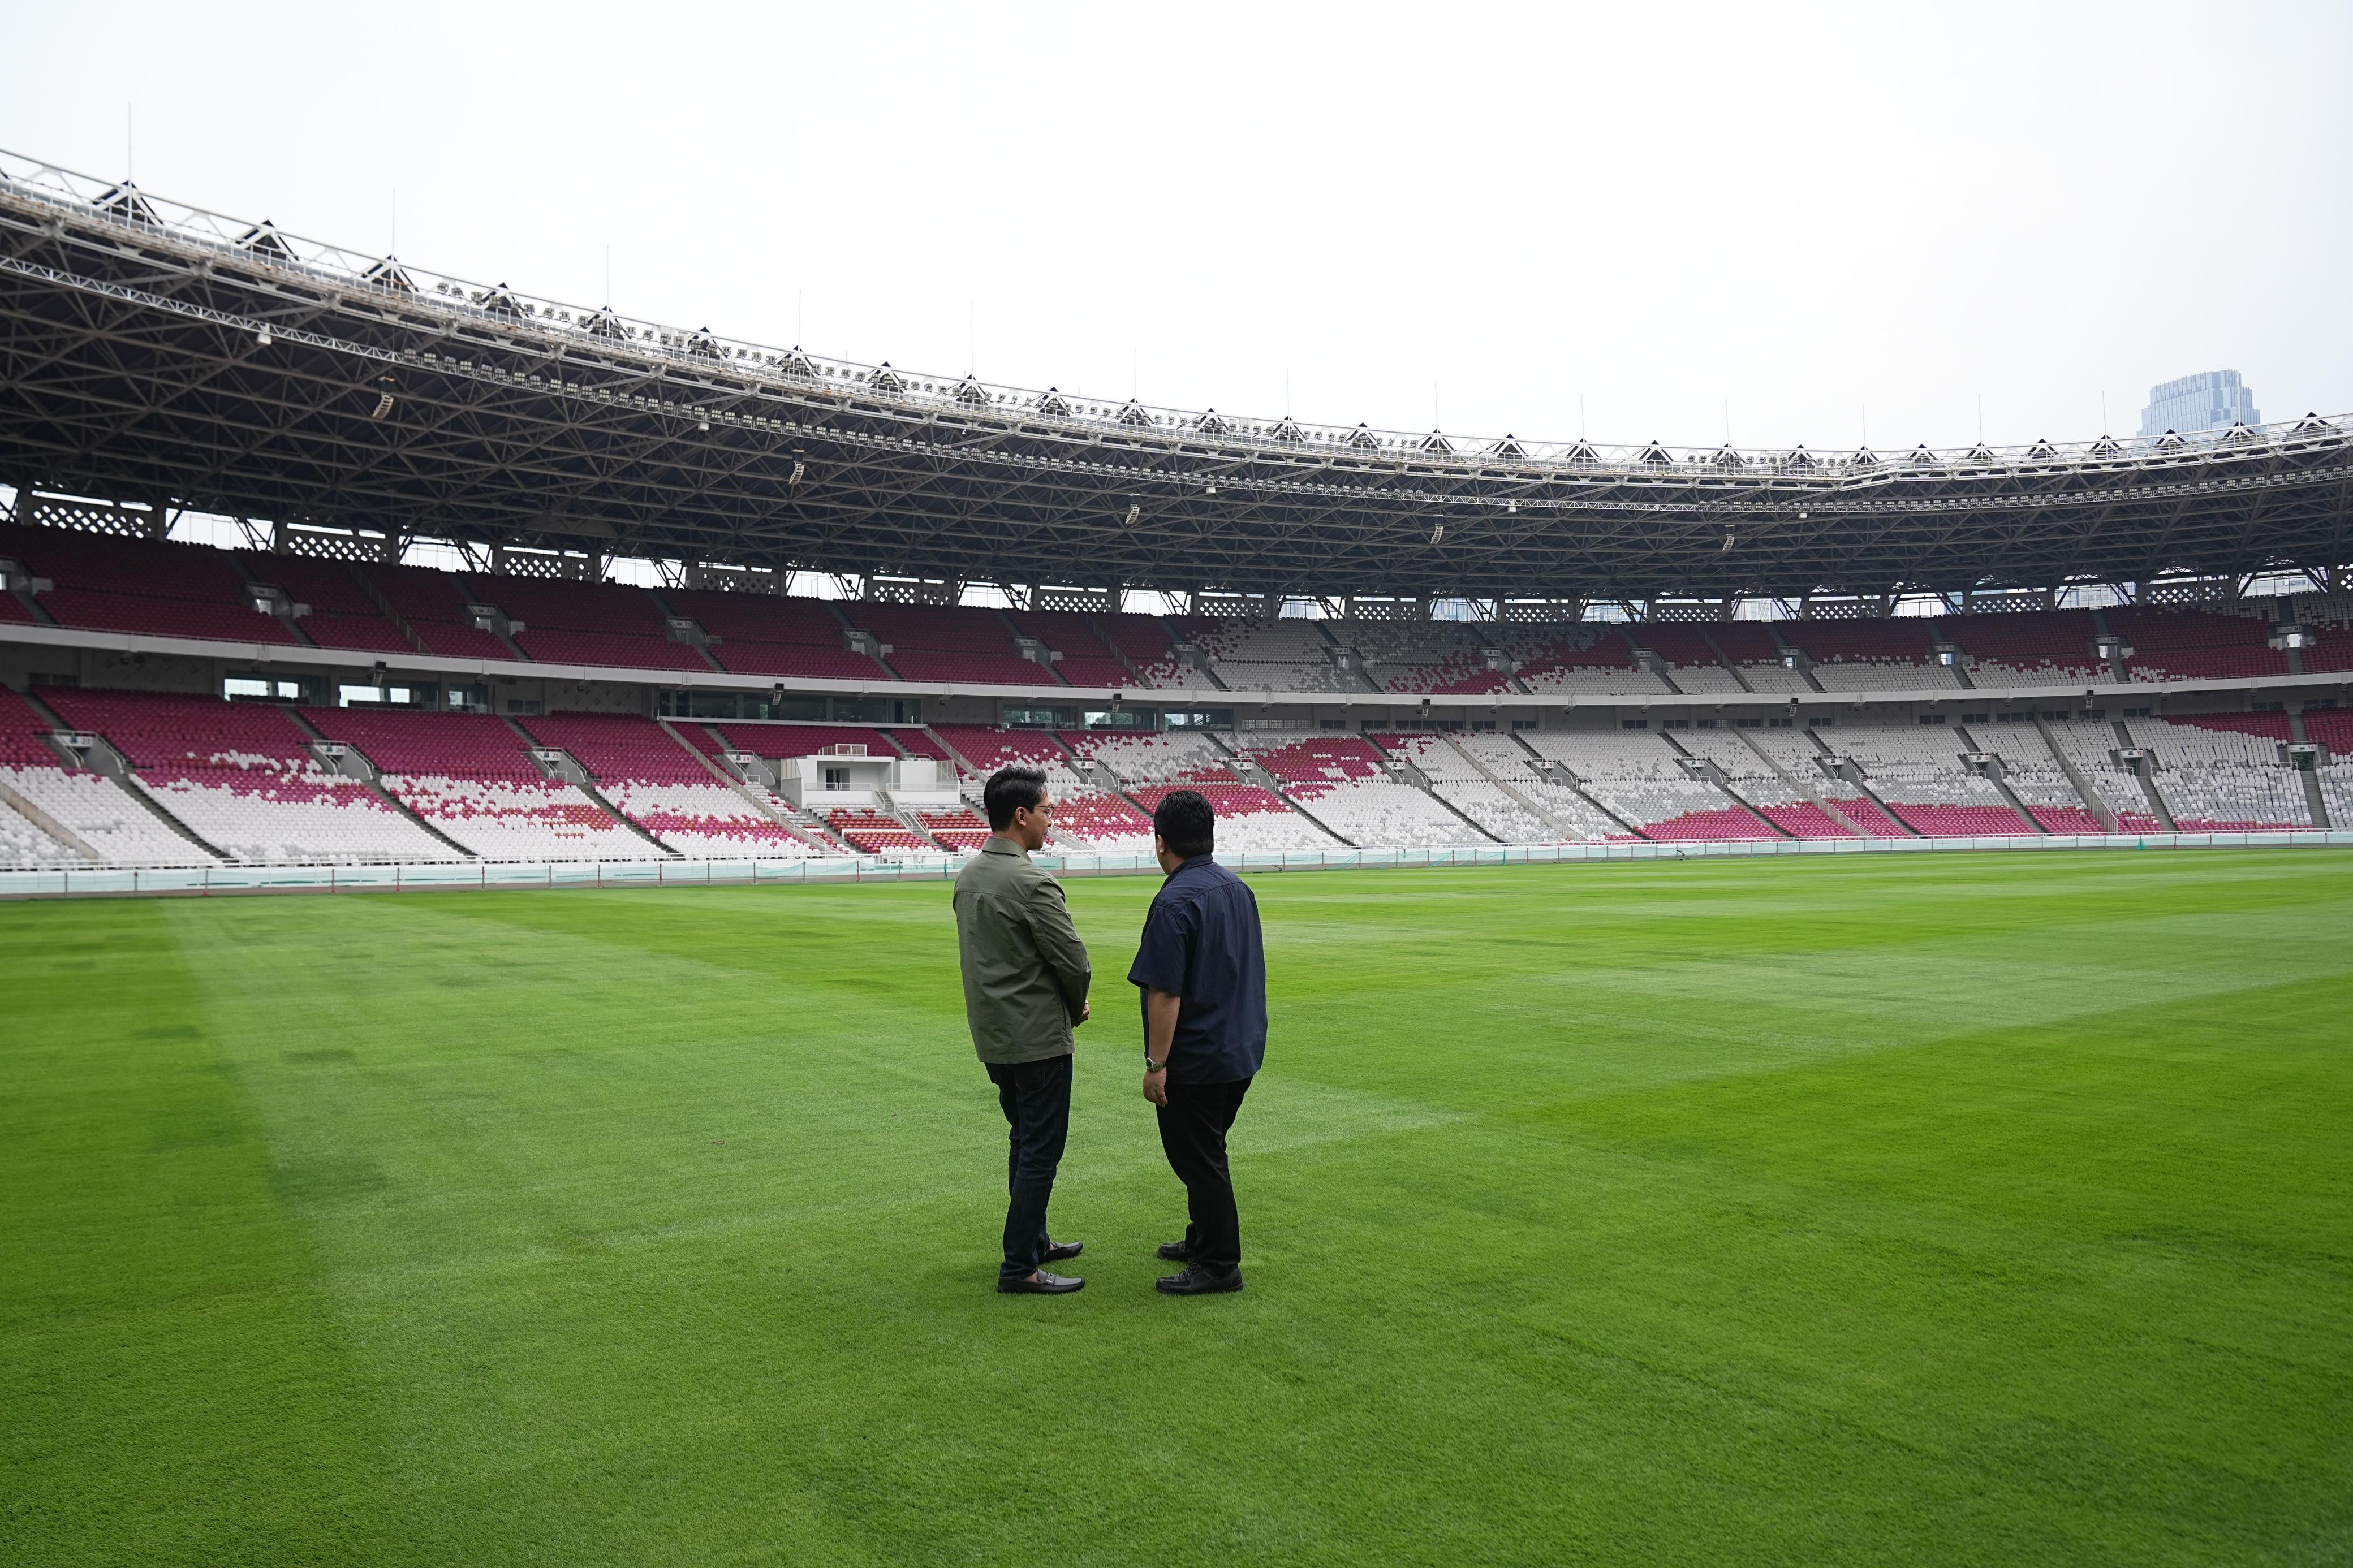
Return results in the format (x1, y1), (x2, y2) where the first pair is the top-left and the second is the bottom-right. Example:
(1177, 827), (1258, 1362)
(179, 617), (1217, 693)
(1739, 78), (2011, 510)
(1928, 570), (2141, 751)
(3, 849), (2350, 1565)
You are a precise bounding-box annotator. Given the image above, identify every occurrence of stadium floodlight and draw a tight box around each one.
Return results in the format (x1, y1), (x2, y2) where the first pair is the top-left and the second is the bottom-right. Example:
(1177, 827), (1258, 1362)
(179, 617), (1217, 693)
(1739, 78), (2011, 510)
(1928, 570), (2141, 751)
(255, 329), (271, 345)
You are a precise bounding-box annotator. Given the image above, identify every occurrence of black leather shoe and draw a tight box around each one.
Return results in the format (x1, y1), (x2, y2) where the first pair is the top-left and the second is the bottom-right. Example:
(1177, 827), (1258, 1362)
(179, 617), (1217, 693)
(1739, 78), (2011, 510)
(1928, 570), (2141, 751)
(1154, 1266), (1243, 1295)
(1157, 1241), (1195, 1262)
(1044, 1239), (1083, 1263)
(999, 1269), (1084, 1295)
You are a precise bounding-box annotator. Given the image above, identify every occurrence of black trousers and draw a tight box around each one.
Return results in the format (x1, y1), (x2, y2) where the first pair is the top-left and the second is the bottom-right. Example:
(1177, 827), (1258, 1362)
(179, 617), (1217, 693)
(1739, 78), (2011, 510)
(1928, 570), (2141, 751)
(984, 1053), (1073, 1282)
(1155, 1074), (1253, 1277)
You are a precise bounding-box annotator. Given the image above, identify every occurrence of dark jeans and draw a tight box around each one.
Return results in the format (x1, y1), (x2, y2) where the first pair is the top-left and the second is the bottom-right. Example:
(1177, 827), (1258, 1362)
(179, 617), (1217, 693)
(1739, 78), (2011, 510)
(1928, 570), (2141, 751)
(984, 1053), (1073, 1282)
(1155, 1074), (1253, 1277)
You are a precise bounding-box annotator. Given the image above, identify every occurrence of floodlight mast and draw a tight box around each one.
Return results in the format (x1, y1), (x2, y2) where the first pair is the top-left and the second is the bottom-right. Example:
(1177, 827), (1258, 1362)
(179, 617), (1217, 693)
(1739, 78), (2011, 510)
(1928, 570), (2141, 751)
(0, 145), (2349, 605)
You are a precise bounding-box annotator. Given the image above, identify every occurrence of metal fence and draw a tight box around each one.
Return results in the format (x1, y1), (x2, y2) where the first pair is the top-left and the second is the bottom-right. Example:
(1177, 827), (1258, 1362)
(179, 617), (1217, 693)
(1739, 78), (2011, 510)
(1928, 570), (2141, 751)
(2, 831), (2346, 900)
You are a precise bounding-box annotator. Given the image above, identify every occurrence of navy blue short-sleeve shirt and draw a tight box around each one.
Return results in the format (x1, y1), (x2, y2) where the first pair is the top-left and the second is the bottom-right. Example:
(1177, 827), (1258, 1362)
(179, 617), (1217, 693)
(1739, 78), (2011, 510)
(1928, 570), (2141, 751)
(1127, 855), (1268, 1083)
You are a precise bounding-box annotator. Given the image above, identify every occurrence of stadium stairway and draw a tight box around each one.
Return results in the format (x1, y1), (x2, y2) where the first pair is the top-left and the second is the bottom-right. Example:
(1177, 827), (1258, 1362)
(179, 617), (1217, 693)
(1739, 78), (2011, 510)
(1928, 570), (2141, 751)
(2111, 719), (2182, 831)
(1654, 732), (1800, 839)
(1433, 734), (1581, 839)
(1730, 728), (1878, 837)
(1950, 725), (2052, 833)
(19, 688), (234, 862)
(656, 719), (848, 852)
(1358, 737), (1505, 844)
(495, 717), (683, 857)
(0, 772), (100, 859)
(1791, 729), (1923, 837)
(2029, 715), (2121, 832)
(1502, 731), (1651, 839)
(1205, 732), (1361, 848)
(280, 705), (480, 859)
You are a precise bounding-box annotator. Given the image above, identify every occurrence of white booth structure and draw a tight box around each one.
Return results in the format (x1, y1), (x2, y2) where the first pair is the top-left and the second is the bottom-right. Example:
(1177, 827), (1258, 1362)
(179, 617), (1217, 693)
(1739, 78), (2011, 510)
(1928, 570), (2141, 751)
(765, 744), (962, 816)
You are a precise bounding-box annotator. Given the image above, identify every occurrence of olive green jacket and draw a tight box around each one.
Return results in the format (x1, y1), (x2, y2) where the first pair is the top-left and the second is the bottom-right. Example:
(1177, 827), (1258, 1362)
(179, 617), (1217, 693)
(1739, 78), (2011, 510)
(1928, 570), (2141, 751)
(952, 837), (1092, 1064)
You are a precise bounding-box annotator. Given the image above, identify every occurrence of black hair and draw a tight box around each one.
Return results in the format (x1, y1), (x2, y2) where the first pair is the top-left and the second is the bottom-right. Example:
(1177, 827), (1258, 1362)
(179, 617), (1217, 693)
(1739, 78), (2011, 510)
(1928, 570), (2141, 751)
(1153, 788), (1215, 859)
(984, 765), (1048, 831)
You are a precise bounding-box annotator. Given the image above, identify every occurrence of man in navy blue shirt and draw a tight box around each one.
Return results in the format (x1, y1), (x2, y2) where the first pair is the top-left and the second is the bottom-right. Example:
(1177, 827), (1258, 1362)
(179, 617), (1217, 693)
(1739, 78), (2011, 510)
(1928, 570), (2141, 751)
(1128, 788), (1268, 1295)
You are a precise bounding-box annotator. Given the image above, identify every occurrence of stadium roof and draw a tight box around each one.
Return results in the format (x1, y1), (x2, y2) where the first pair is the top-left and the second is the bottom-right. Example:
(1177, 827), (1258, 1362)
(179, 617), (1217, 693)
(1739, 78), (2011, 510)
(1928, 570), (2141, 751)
(2, 148), (2348, 603)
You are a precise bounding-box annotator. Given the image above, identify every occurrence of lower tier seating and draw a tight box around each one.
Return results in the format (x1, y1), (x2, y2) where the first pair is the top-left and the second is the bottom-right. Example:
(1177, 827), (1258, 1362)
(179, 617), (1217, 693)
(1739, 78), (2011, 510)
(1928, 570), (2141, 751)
(380, 774), (643, 860)
(1128, 783), (1343, 853)
(0, 764), (213, 864)
(1045, 789), (1157, 853)
(597, 781), (819, 857)
(1286, 778), (1485, 848)
(828, 809), (931, 854)
(916, 807), (992, 851)
(133, 768), (458, 863)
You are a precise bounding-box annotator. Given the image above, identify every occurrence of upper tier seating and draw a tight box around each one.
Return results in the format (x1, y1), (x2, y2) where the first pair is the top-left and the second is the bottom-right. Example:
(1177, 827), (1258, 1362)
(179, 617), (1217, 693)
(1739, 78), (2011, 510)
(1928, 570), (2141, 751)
(1702, 623), (1815, 692)
(1341, 621), (1512, 697)
(1940, 610), (2103, 687)
(235, 554), (416, 654)
(844, 604), (1047, 686)
(304, 707), (641, 859)
(1625, 627), (1745, 695)
(362, 564), (519, 660)
(1192, 620), (1367, 693)
(2128, 716), (2311, 830)
(1100, 614), (1210, 690)
(1782, 618), (1960, 691)
(1829, 724), (2034, 835)
(2, 524), (299, 645)
(2109, 608), (2290, 683)
(41, 688), (453, 863)
(476, 578), (707, 671)
(654, 589), (893, 681)
(1510, 628), (1673, 696)
(1003, 611), (1135, 688)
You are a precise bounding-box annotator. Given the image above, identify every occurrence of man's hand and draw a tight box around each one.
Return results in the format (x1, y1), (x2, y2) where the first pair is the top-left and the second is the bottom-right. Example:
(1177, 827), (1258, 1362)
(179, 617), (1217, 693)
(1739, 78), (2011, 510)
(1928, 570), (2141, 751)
(1075, 1000), (1091, 1026)
(1142, 1065), (1169, 1106)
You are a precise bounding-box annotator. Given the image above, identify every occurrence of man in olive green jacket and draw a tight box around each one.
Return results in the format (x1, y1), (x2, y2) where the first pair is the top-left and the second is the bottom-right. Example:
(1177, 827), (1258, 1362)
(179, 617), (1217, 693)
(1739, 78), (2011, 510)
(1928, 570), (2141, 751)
(954, 766), (1092, 1294)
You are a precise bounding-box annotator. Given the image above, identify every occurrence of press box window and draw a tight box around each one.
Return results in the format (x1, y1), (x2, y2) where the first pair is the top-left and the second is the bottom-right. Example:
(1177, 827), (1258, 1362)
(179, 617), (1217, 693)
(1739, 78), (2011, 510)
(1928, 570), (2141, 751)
(822, 765), (851, 789)
(225, 676), (304, 701)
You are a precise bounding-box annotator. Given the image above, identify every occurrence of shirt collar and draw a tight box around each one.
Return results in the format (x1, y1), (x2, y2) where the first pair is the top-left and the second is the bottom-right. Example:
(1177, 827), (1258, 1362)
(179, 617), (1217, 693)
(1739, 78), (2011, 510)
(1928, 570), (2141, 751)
(983, 836), (1028, 857)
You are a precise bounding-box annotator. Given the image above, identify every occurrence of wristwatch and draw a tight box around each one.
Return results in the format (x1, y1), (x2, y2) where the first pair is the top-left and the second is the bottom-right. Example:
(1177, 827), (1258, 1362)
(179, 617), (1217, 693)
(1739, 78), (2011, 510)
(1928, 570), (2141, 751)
(1144, 1056), (1167, 1072)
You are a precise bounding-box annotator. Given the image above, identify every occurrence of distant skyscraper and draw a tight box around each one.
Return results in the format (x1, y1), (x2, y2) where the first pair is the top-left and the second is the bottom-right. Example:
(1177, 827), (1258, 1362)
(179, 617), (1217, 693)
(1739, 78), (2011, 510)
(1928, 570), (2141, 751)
(2139, 370), (2259, 437)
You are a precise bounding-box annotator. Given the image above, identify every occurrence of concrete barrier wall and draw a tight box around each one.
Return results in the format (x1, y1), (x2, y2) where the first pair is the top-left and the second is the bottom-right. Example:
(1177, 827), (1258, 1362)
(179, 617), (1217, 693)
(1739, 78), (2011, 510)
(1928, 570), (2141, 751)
(2, 831), (2348, 899)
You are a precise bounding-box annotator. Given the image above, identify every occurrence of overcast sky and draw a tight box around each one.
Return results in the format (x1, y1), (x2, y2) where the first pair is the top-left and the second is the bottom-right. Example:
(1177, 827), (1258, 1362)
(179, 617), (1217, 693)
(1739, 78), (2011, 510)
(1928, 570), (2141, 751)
(10, 1), (2349, 456)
